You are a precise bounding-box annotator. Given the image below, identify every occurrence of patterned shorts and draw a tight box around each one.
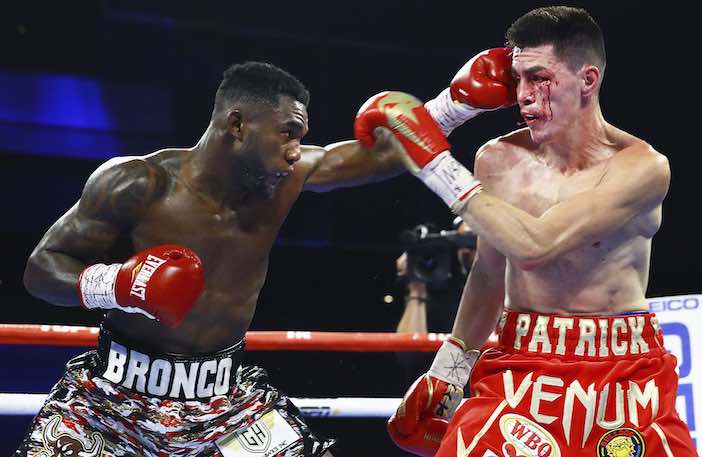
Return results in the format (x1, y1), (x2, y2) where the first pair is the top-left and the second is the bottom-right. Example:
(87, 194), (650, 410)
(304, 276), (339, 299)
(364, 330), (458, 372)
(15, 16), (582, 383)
(14, 329), (335, 457)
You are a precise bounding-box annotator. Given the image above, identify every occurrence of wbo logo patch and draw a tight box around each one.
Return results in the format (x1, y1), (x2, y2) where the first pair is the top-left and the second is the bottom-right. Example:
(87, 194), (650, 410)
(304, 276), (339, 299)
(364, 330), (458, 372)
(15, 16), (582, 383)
(596, 428), (645, 457)
(499, 413), (561, 457)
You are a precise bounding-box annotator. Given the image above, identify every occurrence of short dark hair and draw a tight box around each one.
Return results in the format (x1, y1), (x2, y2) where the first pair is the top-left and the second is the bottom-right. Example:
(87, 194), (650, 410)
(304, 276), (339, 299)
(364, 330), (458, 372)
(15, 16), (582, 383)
(214, 61), (310, 112)
(506, 6), (606, 74)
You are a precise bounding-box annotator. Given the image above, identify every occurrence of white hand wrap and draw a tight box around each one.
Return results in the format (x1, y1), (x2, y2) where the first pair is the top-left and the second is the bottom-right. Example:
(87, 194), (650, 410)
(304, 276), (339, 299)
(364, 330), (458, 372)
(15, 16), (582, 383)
(417, 151), (483, 210)
(79, 263), (154, 319)
(429, 337), (480, 387)
(79, 263), (120, 310)
(424, 88), (485, 136)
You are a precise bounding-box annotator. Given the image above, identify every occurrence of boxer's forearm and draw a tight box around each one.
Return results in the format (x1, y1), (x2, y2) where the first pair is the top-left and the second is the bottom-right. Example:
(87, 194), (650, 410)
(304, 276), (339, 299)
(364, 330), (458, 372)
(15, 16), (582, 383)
(24, 249), (85, 307)
(303, 137), (404, 191)
(457, 192), (562, 270)
(451, 259), (504, 350)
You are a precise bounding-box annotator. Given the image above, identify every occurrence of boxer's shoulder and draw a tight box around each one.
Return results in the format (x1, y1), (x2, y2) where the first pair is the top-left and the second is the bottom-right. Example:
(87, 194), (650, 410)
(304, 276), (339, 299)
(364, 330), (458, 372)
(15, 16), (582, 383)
(475, 129), (532, 178)
(610, 138), (668, 179)
(606, 125), (665, 161)
(297, 144), (326, 171)
(89, 155), (170, 194)
(80, 153), (171, 221)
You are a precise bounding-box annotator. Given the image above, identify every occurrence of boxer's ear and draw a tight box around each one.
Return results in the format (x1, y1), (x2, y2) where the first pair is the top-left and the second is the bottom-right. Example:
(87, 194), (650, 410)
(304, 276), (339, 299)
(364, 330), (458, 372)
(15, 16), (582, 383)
(226, 110), (243, 141)
(581, 65), (600, 98)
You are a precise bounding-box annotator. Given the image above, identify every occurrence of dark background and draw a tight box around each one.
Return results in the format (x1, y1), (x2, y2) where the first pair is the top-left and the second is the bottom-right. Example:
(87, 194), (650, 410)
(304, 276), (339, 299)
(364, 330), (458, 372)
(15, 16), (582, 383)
(0, 1), (698, 455)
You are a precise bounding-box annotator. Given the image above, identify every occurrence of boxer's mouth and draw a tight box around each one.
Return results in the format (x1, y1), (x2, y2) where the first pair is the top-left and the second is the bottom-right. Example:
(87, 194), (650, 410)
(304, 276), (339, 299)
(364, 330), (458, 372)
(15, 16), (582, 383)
(521, 112), (543, 126)
(264, 170), (292, 190)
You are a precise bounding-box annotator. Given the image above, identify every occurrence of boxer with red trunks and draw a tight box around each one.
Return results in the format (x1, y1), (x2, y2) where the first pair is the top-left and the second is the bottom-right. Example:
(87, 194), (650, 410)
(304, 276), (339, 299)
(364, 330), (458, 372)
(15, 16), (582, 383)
(355, 6), (697, 457)
(17, 61), (405, 456)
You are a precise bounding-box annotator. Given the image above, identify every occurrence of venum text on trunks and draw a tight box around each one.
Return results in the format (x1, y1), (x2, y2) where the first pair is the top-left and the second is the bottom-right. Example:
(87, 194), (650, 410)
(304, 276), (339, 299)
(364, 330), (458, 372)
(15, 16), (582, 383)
(491, 311), (664, 448)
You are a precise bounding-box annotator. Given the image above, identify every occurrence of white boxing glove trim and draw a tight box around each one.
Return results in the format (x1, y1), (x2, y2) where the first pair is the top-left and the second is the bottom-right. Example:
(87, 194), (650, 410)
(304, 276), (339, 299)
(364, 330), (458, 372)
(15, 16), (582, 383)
(79, 263), (155, 319)
(424, 88), (484, 136)
(79, 263), (120, 310)
(429, 340), (480, 387)
(417, 151), (482, 209)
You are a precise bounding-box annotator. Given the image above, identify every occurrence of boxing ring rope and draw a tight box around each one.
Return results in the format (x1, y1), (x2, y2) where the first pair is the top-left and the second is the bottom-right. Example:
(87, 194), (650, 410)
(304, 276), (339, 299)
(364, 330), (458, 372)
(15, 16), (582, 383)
(0, 324), (464, 418)
(0, 324), (450, 351)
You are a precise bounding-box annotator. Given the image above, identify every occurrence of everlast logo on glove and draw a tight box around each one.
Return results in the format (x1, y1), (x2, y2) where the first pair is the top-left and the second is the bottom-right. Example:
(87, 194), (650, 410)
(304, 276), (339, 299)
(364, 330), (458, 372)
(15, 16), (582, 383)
(129, 255), (167, 301)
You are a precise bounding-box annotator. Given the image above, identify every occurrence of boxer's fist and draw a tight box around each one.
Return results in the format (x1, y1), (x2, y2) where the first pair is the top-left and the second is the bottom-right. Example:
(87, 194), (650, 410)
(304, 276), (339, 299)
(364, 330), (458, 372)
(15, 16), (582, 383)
(354, 91), (449, 174)
(387, 338), (479, 456)
(425, 48), (517, 136)
(450, 47), (517, 109)
(387, 374), (461, 456)
(79, 245), (204, 327)
(355, 91), (482, 209)
(356, 91), (483, 210)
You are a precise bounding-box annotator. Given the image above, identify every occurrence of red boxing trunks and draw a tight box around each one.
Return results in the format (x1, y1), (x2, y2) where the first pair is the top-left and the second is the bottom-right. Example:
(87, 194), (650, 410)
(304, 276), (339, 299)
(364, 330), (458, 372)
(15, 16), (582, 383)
(436, 310), (697, 457)
(14, 327), (335, 457)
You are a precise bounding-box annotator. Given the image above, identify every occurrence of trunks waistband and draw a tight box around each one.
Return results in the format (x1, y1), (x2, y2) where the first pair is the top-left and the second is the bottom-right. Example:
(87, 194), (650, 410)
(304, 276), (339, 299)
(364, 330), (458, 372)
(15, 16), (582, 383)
(93, 327), (245, 400)
(496, 310), (665, 359)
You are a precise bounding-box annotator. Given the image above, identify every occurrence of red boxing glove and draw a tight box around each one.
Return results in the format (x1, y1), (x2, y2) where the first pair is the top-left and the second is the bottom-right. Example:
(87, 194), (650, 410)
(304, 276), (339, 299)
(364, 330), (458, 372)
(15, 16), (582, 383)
(450, 47), (517, 109)
(78, 244), (204, 327)
(354, 91), (450, 172)
(387, 375), (457, 456)
(355, 91), (482, 210)
(425, 47), (517, 136)
(387, 337), (479, 456)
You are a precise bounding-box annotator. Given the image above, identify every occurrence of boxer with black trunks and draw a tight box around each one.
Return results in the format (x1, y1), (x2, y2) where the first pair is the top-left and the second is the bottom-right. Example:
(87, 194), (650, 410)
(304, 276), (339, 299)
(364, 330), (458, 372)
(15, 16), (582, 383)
(355, 6), (697, 457)
(17, 61), (405, 457)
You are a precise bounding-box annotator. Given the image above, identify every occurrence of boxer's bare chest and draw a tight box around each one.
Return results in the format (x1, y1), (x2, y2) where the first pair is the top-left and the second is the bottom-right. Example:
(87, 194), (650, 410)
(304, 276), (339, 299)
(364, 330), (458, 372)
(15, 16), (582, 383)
(495, 152), (609, 217)
(136, 184), (295, 289)
(489, 150), (629, 282)
(106, 180), (303, 351)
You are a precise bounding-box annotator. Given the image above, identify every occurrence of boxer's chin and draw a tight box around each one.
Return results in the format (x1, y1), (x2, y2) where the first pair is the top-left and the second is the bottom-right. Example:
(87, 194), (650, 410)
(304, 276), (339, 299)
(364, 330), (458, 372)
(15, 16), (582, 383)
(261, 174), (283, 199)
(528, 124), (552, 144)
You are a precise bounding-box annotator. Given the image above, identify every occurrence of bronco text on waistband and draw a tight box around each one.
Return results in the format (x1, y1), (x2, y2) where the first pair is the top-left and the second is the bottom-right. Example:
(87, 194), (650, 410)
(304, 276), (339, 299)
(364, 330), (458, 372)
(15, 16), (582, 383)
(100, 341), (234, 400)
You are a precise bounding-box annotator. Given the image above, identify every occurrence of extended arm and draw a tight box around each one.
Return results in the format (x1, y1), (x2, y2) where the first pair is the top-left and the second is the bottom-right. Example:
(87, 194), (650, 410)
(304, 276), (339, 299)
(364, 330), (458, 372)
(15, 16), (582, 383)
(301, 133), (404, 192)
(354, 90), (670, 271)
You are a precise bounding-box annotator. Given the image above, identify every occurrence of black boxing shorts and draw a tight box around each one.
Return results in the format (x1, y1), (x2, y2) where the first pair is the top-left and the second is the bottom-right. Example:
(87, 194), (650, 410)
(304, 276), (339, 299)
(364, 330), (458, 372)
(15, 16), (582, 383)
(14, 327), (335, 457)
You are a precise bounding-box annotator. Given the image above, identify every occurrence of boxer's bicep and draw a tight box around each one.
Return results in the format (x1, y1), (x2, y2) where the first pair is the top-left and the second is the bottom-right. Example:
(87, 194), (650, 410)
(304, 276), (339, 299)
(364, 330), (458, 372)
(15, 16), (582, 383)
(301, 137), (404, 192)
(59, 158), (166, 260)
(37, 205), (121, 264)
(78, 158), (168, 224)
(24, 159), (167, 304)
(24, 203), (123, 305)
